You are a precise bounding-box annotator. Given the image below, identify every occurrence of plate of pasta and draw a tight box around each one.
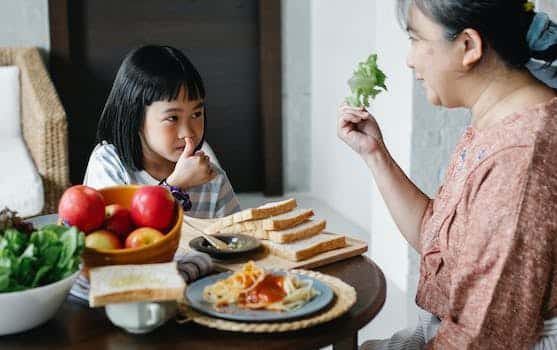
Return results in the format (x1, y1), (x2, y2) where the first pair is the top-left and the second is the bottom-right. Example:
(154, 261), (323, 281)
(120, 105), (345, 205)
(185, 261), (334, 322)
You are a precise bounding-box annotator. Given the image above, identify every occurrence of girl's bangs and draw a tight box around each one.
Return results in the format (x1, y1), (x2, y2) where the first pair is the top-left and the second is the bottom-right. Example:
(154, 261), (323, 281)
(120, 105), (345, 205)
(142, 77), (204, 106)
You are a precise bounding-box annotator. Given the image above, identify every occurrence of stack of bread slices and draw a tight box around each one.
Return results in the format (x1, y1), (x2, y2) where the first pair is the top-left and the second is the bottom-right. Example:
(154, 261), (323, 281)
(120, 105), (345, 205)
(204, 199), (347, 262)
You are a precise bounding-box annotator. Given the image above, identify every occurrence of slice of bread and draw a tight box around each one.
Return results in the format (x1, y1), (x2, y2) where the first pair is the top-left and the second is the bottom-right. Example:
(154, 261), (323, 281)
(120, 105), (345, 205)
(267, 219), (326, 243)
(89, 262), (186, 307)
(205, 198), (297, 234)
(215, 208), (315, 237)
(218, 216), (324, 243)
(262, 233), (346, 262)
(263, 208), (314, 230)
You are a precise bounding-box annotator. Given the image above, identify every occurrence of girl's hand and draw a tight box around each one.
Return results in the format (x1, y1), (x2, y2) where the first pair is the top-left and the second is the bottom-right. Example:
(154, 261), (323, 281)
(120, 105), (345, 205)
(167, 138), (216, 190)
(337, 104), (384, 157)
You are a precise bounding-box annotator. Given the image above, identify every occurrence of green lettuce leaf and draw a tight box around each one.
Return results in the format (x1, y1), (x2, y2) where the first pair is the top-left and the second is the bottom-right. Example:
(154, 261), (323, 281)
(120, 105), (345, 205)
(346, 54), (387, 108)
(0, 223), (85, 293)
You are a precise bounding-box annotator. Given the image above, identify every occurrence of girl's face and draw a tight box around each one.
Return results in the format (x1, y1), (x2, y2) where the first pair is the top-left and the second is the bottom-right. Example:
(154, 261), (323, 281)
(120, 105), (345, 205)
(141, 85), (204, 165)
(405, 4), (464, 107)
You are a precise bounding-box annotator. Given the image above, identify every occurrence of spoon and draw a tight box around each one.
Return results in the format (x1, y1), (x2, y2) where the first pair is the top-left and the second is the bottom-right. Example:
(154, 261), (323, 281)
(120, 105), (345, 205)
(185, 221), (231, 251)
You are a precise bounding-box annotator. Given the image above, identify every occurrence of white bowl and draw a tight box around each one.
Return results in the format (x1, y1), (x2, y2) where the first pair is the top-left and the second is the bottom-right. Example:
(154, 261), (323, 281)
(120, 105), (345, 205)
(0, 271), (79, 335)
(105, 301), (178, 334)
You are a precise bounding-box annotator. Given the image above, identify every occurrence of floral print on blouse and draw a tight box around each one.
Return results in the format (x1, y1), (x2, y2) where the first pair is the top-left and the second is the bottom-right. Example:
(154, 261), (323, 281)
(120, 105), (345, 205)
(417, 97), (557, 349)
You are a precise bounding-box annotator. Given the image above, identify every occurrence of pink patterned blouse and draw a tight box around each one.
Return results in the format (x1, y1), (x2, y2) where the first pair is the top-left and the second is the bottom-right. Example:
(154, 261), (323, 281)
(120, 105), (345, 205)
(418, 97), (557, 349)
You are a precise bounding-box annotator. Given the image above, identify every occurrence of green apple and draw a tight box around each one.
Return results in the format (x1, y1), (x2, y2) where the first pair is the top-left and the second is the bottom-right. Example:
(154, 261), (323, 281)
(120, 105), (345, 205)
(85, 230), (122, 250)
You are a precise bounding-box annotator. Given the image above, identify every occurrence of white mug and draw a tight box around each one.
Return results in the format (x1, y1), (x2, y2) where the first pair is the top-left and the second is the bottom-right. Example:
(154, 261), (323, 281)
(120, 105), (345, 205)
(105, 301), (177, 334)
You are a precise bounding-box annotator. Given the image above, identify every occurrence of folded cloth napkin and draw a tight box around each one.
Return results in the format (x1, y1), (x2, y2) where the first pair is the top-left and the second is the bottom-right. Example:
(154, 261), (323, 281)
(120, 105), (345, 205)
(173, 251), (214, 284)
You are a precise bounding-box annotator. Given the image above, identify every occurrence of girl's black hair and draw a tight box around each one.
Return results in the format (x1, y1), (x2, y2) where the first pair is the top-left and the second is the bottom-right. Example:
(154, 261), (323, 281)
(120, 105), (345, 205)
(96, 45), (206, 171)
(397, 0), (557, 68)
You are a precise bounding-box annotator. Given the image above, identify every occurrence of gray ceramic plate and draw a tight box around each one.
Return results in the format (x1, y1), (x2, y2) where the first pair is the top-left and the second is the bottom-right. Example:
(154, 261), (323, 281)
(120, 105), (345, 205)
(189, 233), (261, 260)
(26, 213), (58, 227)
(186, 271), (334, 322)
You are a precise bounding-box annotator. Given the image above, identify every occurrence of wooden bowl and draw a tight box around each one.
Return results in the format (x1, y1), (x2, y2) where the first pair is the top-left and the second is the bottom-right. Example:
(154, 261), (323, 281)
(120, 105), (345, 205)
(81, 185), (182, 274)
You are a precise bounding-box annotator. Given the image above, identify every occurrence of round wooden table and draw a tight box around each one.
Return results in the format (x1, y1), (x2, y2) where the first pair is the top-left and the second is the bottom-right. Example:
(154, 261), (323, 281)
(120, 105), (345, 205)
(0, 255), (385, 350)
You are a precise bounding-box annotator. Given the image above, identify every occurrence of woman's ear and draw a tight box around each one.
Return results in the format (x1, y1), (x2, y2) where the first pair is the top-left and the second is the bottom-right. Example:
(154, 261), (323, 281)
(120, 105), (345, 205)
(460, 28), (483, 68)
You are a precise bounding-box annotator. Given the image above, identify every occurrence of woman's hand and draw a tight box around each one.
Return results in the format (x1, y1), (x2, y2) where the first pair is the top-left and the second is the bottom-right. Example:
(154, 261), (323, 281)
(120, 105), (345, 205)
(337, 104), (384, 157)
(167, 138), (216, 190)
(337, 104), (429, 251)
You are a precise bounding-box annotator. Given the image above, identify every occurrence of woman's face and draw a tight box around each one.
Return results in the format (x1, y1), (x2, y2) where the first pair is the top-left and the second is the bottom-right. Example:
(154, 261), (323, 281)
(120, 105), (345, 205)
(141, 85), (205, 165)
(405, 4), (464, 107)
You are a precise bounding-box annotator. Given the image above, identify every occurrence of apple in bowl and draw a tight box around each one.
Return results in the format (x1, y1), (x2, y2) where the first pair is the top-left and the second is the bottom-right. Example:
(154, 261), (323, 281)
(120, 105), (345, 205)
(104, 204), (133, 238)
(58, 185), (105, 233)
(85, 229), (122, 250)
(130, 186), (175, 231)
(125, 227), (165, 249)
(79, 185), (183, 273)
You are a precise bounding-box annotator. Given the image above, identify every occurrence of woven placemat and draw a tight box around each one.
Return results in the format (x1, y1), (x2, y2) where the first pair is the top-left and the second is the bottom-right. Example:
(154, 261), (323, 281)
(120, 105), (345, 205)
(176, 269), (356, 333)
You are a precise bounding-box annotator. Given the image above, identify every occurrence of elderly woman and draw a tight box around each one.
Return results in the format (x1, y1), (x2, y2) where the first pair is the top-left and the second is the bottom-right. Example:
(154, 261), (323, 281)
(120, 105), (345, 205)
(338, 0), (557, 349)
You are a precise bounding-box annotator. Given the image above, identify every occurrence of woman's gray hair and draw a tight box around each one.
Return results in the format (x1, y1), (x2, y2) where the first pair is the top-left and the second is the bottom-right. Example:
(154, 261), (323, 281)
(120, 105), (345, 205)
(396, 0), (557, 87)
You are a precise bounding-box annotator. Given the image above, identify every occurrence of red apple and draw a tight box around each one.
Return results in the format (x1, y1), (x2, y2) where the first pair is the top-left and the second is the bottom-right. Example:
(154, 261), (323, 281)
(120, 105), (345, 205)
(125, 227), (165, 249)
(85, 230), (122, 250)
(130, 186), (175, 231)
(58, 185), (105, 233)
(104, 204), (133, 238)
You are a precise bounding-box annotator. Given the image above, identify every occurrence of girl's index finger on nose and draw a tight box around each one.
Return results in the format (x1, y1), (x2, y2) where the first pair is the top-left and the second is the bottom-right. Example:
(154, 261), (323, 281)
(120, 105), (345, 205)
(183, 137), (195, 157)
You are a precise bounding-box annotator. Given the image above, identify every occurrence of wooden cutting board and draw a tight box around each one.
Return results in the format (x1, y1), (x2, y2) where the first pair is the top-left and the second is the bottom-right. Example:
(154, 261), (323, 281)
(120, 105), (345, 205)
(179, 217), (368, 272)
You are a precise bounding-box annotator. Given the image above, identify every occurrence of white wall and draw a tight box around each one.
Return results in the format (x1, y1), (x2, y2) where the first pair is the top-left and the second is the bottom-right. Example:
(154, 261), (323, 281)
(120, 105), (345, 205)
(537, 0), (557, 19)
(0, 0), (50, 53)
(309, 0), (416, 340)
(309, 0), (376, 237)
(369, 0), (414, 293)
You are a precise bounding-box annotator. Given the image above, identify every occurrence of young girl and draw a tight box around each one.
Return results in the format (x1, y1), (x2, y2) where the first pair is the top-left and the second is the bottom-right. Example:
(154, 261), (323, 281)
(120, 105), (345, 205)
(84, 45), (240, 218)
(338, 1), (557, 349)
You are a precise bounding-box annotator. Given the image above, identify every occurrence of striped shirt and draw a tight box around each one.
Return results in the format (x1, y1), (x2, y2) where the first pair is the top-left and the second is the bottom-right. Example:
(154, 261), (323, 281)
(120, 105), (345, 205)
(83, 143), (241, 218)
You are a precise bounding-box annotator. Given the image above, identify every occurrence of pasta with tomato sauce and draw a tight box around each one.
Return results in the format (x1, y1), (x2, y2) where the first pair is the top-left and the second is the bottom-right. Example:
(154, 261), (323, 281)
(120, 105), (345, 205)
(203, 261), (318, 311)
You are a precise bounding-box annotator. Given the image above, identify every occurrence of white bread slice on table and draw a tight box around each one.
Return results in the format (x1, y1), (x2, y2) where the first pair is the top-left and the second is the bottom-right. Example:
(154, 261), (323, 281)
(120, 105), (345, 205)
(218, 216), (324, 243)
(89, 262), (186, 307)
(216, 208), (315, 238)
(267, 218), (326, 243)
(204, 198), (297, 234)
(262, 233), (346, 262)
(263, 208), (314, 230)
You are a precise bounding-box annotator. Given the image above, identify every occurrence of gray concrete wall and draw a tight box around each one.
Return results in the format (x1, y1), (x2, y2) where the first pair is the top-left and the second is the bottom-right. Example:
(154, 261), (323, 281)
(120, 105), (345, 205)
(0, 0), (50, 54)
(282, 0), (311, 192)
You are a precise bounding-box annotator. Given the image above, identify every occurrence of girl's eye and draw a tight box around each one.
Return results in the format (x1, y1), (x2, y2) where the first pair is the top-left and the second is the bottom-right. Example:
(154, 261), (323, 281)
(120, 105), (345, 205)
(192, 111), (204, 119)
(166, 116), (178, 122)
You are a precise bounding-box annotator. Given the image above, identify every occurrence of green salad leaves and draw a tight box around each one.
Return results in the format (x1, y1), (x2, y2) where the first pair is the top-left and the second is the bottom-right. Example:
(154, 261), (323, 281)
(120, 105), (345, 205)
(0, 223), (85, 293)
(345, 54), (387, 108)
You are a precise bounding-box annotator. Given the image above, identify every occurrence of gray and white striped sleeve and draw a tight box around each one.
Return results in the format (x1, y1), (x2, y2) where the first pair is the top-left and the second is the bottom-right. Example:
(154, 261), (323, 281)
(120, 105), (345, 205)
(214, 171), (241, 217)
(83, 144), (129, 189)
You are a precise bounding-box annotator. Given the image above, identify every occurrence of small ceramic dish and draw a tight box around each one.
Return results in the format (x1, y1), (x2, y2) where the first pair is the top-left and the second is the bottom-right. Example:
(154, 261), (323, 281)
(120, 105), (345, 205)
(105, 300), (177, 334)
(189, 234), (261, 260)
